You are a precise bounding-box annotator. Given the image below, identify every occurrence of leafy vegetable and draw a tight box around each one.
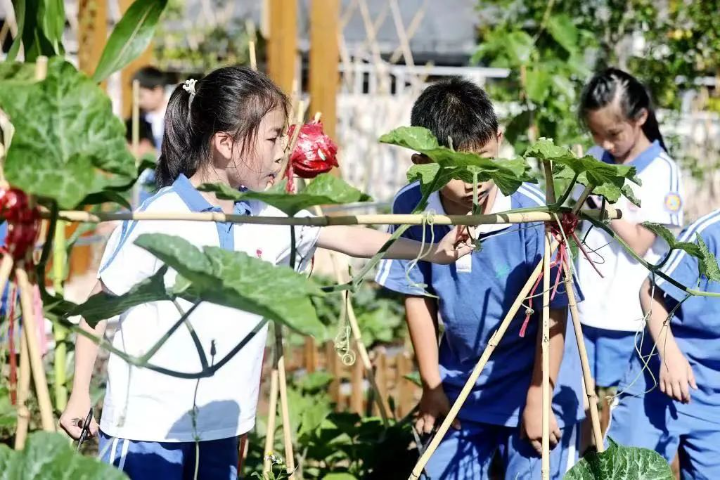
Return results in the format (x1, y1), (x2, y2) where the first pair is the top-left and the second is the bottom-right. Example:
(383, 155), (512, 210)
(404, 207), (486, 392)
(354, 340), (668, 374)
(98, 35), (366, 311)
(0, 432), (128, 479)
(381, 126), (536, 196)
(564, 438), (673, 480)
(0, 58), (136, 208)
(92, 0), (169, 82)
(200, 174), (371, 216)
(134, 234), (326, 336)
(644, 223), (720, 282)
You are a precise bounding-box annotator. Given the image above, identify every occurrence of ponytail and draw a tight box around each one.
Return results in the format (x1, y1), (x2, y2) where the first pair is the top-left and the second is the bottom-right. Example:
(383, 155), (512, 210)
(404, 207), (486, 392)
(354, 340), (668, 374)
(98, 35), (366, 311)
(580, 67), (667, 152)
(155, 66), (289, 188)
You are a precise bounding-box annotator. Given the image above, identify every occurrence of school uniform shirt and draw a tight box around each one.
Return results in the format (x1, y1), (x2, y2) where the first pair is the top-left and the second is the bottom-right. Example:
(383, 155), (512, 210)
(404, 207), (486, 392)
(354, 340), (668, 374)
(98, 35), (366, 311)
(98, 174), (319, 442)
(575, 141), (684, 332)
(375, 182), (585, 428)
(618, 210), (720, 424)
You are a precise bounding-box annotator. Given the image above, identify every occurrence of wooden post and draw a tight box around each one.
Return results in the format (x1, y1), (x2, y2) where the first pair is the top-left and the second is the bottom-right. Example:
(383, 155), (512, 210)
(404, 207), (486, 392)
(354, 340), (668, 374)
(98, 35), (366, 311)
(374, 348), (389, 417)
(267, 0), (297, 95)
(541, 231), (552, 479)
(350, 355), (364, 414)
(78, 0), (108, 77)
(309, 0), (340, 143)
(563, 257), (604, 451)
(410, 241), (560, 479)
(304, 337), (317, 373)
(14, 330), (31, 449)
(396, 352), (413, 418)
(325, 341), (340, 406)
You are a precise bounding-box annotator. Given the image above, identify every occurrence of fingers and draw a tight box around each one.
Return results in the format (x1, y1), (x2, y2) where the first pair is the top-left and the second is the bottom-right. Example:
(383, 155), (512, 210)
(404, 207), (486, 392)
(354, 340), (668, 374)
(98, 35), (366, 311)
(530, 439), (542, 455)
(452, 417), (461, 430)
(59, 417), (83, 440)
(421, 414), (436, 435)
(550, 425), (561, 450)
(679, 378), (690, 404)
(415, 417), (425, 436)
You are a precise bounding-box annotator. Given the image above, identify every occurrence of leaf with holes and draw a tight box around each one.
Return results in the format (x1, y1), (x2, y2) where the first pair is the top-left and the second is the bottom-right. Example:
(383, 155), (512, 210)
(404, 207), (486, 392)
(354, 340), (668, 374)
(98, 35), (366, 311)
(92, 0), (169, 82)
(0, 432), (128, 479)
(200, 174), (371, 217)
(382, 126), (536, 196)
(0, 58), (136, 209)
(564, 437), (673, 480)
(134, 234), (326, 336)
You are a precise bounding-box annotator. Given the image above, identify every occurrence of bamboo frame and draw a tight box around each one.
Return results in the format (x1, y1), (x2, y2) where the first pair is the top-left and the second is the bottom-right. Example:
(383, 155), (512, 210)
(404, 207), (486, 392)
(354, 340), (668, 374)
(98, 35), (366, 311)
(0, 254), (13, 297)
(564, 257), (604, 451)
(49, 208), (621, 226)
(263, 369), (280, 473)
(276, 327), (296, 475)
(13, 330), (31, 449)
(410, 240), (560, 479)
(541, 230), (552, 479)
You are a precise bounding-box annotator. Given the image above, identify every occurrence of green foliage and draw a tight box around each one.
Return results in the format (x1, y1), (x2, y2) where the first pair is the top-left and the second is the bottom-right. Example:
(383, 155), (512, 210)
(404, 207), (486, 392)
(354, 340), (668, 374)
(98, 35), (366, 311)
(200, 174), (371, 217)
(0, 58), (136, 209)
(0, 432), (128, 479)
(134, 234), (326, 336)
(564, 438), (673, 480)
(92, 0), (169, 82)
(380, 126), (536, 197)
(644, 223), (720, 282)
(525, 138), (640, 204)
(7, 0), (65, 61)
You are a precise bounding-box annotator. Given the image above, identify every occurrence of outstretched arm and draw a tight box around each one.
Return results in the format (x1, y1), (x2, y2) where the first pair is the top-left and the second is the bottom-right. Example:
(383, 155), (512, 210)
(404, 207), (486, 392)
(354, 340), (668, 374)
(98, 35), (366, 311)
(317, 225), (473, 264)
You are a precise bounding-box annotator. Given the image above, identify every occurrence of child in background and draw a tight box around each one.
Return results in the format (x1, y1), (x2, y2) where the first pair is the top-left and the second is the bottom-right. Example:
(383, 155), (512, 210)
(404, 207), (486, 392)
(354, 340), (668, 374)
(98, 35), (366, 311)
(376, 78), (584, 479)
(575, 69), (684, 394)
(608, 210), (720, 479)
(59, 66), (473, 479)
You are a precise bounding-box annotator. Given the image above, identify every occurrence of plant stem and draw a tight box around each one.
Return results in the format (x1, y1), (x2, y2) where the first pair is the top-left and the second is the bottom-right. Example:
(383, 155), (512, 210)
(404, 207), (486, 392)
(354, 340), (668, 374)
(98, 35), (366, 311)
(52, 219), (68, 412)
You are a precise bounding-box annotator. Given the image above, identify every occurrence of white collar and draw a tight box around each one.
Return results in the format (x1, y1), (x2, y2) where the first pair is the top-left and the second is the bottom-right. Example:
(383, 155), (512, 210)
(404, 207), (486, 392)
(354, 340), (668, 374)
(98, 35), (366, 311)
(427, 186), (512, 234)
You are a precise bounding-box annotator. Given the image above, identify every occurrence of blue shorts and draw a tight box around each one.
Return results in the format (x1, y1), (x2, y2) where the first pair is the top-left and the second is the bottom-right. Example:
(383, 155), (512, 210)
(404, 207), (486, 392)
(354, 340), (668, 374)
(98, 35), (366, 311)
(608, 393), (720, 480)
(583, 326), (637, 388)
(425, 420), (579, 480)
(99, 431), (238, 480)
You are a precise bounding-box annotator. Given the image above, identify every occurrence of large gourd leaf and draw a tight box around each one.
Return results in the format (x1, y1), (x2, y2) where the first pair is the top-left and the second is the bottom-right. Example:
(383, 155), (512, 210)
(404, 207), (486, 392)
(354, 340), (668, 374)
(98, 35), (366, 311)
(0, 432), (128, 479)
(199, 173), (371, 217)
(564, 438), (673, 480)
(643, 223), (720, 282)
(134, 234), (326, 336)
(6, 0), (63, 61)
(92, 0), (169, 82)
(381, 126), (536, 196)
(0, 58), (136, 209)
(525, 138), (640, 205)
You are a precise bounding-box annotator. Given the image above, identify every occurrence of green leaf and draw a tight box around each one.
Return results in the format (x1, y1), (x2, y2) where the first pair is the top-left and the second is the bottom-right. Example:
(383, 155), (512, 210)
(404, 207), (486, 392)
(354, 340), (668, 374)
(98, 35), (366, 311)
(505, 30), (534, 65)
(564, 438), (673, 480)
(0, 58), (136, 209)
(322, 474), (359, 480)
(383, 126), (536, 196)
(80, 190), (132, 210)
(199, 174), (371, 217)
(696, 234), (720, 282)
(71, 267), (170, 327)
(7, 0), (62, 62)
(0, 62), (38, 85)
(525, 67), (551, 103)
(525, 138), (639, 203)
(134, 234), (326, 336)
(0, 432), (128, 479)
(92, 0), (169, 82)
(547, 15), (579, 53)
(642, 223), (720, 281)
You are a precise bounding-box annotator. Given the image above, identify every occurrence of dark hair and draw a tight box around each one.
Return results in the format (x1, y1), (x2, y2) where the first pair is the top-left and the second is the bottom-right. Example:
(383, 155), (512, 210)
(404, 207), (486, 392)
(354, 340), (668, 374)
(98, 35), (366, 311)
(580, 68), (666, 151)
(133, 66), (168, 90)
(157, 66), (289, 188)
(125, 118), (156, 147)
(410, 78), (498, 151)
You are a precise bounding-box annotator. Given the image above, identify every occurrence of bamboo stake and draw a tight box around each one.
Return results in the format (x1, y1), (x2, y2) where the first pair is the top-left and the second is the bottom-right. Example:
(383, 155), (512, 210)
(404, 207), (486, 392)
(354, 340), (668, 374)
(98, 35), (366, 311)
(563, 257), (604, 451)
(15, 266), (55, 432)
(350, 355), (363, 414)
(132, 80), (140, 159)
(0, 254), (13, 296)
(263, 368), (280, 473)
(541, 230), (552, 479)
(277, 100), (307, 181)
(572, 186), (593, 216)
(14, 330), (31, 449)
(275, 327), (296, 475)
(410, 240), (560, 479)
(49, 208), (621, 226)
(249, 41), (258, 71)
(330, 253), (392, 424)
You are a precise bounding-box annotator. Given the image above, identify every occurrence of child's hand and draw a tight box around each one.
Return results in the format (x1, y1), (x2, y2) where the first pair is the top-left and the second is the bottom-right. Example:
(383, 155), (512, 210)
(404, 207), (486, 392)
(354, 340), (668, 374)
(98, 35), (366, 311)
(59, 393), (98, 440)
(520, 394), (560, 455)
(430, 226), (474, 264)
(660, 344), (697, 404)
(416, 385), (460, 435)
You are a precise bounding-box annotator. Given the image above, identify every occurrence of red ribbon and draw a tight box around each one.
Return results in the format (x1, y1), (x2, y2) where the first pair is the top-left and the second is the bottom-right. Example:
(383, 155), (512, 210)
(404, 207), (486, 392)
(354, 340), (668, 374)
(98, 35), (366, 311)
(0, 187), (40, 260)
(518, 213), (603, 337)
(284, 121), (339, 192)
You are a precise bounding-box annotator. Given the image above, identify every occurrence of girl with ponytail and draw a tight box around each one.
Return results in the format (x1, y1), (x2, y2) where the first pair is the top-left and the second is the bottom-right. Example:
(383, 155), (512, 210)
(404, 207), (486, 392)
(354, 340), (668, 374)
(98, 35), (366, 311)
(59, 66), (472, 479)
(574, 68), (685, 417)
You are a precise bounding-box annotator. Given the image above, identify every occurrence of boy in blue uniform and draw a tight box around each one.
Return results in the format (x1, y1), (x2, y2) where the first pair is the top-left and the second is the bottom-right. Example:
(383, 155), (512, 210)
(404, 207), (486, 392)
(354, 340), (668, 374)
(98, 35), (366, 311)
(376, 79), (584, 479)
(608, 210), (720, 479)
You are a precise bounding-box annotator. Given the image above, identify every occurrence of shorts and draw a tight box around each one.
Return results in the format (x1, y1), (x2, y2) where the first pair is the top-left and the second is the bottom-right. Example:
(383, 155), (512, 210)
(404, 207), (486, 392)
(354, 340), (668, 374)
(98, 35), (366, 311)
(583, 325), (638, 388)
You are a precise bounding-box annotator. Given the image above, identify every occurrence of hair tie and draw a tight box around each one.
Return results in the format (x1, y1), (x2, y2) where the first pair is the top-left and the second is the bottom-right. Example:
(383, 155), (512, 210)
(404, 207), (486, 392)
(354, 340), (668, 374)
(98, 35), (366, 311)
(183, 78), (197, 95)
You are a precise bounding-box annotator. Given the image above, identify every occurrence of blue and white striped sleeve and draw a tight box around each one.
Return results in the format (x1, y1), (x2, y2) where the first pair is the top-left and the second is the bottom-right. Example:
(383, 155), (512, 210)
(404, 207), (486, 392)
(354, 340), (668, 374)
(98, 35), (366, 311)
(639, 153), (684, 227)
(375, 186), (432, 296)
